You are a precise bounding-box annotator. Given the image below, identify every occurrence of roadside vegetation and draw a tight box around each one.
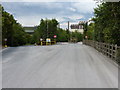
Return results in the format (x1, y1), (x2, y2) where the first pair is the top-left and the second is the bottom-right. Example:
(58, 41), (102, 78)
(84, 2), (120, 46)
(1, 4), (83, 47)
(1, 5), (30, 46)
(33, 19), (83, 44)
(2, 1), (120, 47)
(83, 1), (120, 62)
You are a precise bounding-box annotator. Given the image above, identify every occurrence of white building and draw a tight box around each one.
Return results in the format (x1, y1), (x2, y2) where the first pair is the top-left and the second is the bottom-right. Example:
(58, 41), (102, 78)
(70, 24), (84, 34)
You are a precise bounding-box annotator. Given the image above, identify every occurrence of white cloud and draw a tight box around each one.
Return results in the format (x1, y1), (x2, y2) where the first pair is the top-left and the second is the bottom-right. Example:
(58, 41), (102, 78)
(16, 15), (42, 26)
(71, 15), (84, 20)
(2, 1), (96, 29)
(67, 7), (76, 12)
(2, 0), (96, 2)
(72, 2), (97, 14)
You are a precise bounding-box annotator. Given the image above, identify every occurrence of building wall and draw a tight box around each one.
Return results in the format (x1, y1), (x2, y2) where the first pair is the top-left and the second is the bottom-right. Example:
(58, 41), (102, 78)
(70, 29), (84, 34)
(70, 24), (84, 34)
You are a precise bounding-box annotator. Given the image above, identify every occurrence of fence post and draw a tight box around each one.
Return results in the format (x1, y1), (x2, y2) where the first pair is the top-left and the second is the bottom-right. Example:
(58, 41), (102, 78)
(115, 44), (118, 62)
(111, 44), (114, 59)
(107, 44), (109, 57)
(101, 42), (103, 53)
(108, 43), (110, 58)
(103, 43), (105, 55)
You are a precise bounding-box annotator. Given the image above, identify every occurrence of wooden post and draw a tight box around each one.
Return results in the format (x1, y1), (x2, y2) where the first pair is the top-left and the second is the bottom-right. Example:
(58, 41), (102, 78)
(111, 44), (114, 59)
(108, 44), (110, 58)
(101, 42), (103, 53)
(105, 43), (107, 55)
(115, 44), (118, 62)
(103, 43), (104, 54)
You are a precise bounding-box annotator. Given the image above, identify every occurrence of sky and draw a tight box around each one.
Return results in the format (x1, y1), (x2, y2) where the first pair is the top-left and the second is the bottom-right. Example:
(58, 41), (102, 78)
(1, 0), (97, 29)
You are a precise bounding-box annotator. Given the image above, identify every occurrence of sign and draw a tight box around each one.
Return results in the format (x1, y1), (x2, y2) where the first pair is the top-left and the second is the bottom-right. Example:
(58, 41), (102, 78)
(40, 38), (43, 41)
(46, 38), (51, 42)
(4, 38), (7, 41)
(54, 35), (57, 38)
(85, 36), (88, 39)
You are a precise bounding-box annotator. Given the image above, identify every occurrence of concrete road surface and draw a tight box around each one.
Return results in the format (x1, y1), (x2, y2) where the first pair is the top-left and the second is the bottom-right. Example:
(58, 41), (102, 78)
(2, 43), (118, 88)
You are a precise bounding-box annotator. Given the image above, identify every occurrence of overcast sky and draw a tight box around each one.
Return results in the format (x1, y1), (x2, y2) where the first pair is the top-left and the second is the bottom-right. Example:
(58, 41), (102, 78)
(1, 0), (97, 29)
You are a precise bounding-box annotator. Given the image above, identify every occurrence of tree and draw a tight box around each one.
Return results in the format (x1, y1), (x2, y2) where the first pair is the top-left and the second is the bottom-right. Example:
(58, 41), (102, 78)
(86, 23), (95, 40)
(93, 2), (120, 45)
(71, 30), (83, 42)
(56, 28), (68, 42)
(2, 5), (28, 46)
(33, 19), (59, 43)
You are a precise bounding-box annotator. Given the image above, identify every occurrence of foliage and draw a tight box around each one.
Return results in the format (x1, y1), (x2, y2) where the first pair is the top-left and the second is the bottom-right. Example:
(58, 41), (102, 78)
(86, 23), (95, 40)
(71, 30), (83, 42)
(32, 19), (59, 43)
(2, 5), (29, 46)
(56, 28), (69, 42)
(1, 4), (83, 46)
(33, 19), (83, 43)
(93, 2), (120, 45)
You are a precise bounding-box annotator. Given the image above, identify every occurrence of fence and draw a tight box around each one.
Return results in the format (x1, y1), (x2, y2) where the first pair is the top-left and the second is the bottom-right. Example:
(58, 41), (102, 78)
(83, 40), (120, 65)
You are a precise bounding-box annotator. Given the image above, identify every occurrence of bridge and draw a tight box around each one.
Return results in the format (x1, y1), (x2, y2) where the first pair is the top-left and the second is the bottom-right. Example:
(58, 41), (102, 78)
(2, 42), (118, 88)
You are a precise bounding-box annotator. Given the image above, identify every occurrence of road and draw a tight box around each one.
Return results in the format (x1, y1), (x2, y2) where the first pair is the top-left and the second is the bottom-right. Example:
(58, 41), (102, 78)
(2, 43), (118, 88)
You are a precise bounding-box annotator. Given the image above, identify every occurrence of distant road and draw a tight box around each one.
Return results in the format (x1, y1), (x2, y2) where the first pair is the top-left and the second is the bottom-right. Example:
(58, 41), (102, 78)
(2, 43), (118, 88)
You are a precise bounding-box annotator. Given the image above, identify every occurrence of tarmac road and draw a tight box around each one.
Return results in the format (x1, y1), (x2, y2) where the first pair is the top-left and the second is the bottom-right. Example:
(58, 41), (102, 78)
(2, 43), (118, 88)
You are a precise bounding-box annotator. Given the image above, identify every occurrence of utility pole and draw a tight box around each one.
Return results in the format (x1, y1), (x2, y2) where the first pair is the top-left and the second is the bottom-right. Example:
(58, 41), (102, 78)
(68, 21), (69, 31)
(46, 18), (48, 38)
(45, 18), (47, 45)
(68, 21), (71, 42)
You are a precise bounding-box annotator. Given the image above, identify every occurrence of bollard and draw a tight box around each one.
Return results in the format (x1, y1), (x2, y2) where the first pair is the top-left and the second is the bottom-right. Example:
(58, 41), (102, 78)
(41, 41), (43, 46)
(46, 42), (48, 45)
(5, 45), (7, 48)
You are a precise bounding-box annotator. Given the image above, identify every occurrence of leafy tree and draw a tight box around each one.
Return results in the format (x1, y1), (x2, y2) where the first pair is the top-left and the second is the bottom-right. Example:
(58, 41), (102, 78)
(2, 5), (29, 46)
(71, 30), (83, 42)
(33, 19), (59, 43)
(93, 2), (120, 45)
(66, 29), (70, 41)
(56, 28), (68, 42)
(86, 23), (95, 40)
